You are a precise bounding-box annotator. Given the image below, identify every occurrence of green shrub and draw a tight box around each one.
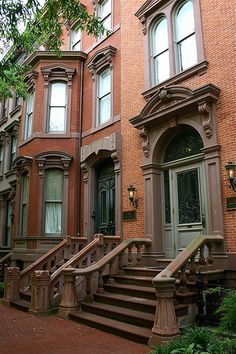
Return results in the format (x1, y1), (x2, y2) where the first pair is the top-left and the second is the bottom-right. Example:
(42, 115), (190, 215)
(215, 290), (236, 333)
(149, 326), (236, 354)
(0, 281), (4, 297)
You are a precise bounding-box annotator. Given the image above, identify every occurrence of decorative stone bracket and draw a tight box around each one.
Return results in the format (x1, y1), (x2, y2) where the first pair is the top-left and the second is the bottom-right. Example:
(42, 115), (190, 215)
(198, 101), (212, 138)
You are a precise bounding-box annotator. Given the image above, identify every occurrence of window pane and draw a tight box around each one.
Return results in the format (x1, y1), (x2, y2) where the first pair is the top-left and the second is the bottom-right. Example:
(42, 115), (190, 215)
(176, 1), (195, 41)
(45, 203), (62, 234)
(21, 205), (27, 236)
(99, 70), (111, 97)
(22, 175), (28, 203)
(49, 107), (66, 132)
(45, 169), (63, 201)
(26, 94), (34, 115)
(25, 112), (33, 138)
(50, 83), (66, 106)
(0, 145), (3, 175)
(178, 34), (197, 71)
(100, 0), (111, 19)
(177, 169), (201, 224)
(102, 15), (112, 31)
(100, 94), (111, 124)
(153, 18), (168, 55)
(154, 50), (170, 83)
(71, 30), (81, 50)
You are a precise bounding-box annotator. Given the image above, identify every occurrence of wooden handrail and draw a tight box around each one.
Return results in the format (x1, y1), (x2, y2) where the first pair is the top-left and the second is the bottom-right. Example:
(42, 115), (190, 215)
(153, 235), (223, 282)
(72, 238), (152, 276)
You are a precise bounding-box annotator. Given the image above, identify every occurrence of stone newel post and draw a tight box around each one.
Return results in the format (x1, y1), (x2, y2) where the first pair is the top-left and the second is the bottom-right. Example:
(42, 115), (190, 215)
(29, 270), (51, 315)
(2, 267), (20, 306)
(148, 277), (180, 345)
(58, 268), (78, 318)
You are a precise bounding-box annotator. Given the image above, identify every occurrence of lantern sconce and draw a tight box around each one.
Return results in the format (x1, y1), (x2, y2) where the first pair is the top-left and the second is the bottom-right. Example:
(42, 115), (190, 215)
(128, 184), (138, 208)
(225, 161), (236, 192)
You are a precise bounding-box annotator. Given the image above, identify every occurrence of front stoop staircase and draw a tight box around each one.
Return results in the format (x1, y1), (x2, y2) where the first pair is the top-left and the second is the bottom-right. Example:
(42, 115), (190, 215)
(3, 235), (225, 345)
(69, 266), (190, 344)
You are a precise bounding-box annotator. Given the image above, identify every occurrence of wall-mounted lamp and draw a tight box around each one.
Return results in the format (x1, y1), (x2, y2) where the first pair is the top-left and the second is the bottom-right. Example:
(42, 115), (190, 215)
(128, 184), (138, 208)
(225, 161), (236, 192)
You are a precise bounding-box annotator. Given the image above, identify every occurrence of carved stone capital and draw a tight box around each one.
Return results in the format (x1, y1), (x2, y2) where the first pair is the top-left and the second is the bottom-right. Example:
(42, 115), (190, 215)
(141, 16), (147, 35)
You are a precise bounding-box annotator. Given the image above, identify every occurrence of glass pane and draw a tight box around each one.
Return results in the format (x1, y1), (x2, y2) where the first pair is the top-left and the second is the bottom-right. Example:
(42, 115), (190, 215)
(45, 203), (62, 234)
(49, 107), (66, 132)
(164, 170), (171, 223)
(45, 169), (63, 201)
(71, 29), (81, 50)
(100, 0), (111, 19)
(99, 94), (111, 124)
(177, 169), (201, 224)
(26, 94), (34, 115)
(0, 145), (3, 160)
(11, 136), (17, 154)
(99, 69), (111, 97)
(21, 205), (27, 236)
(101, 190), (107, 223)
(102, 15), (112, 31)
(25, 112), (33, 138)
(50, 83), (66, 106)
(22, 175), (28, 203)
(154, 50), (170, 83)
(178, 34), (197, 71)
(153, 18), (168, 55)
(176, 1), (195, 41)
(164, 130), (203, 163)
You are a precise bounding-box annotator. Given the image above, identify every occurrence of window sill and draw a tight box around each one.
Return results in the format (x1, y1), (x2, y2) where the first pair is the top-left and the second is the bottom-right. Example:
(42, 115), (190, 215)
(143, 61), (208, 101)
(0, 116), (7, 127)
(82, 114), (120, 138)
(9, 105), (21, 118)
(4, 169), (15, 178)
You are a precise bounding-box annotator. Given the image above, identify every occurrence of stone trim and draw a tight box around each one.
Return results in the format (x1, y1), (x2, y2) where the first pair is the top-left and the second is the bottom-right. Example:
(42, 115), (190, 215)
(24, 50), (87, 66)
(86, 45), (116, 79)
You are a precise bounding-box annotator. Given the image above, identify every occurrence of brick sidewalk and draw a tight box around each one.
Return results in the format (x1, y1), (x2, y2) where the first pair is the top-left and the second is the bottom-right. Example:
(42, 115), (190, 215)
(0, 304), (149, 354)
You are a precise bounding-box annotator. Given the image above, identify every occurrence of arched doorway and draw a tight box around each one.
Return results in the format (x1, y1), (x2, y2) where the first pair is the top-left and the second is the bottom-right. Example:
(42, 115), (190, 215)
(162, 129), (207, 257)
(95, 158), (115, 235)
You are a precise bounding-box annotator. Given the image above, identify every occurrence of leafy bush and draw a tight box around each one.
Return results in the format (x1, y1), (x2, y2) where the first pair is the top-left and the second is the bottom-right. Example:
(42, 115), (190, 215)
(149, 326), (236, 354)
(215, 290), (236, 333)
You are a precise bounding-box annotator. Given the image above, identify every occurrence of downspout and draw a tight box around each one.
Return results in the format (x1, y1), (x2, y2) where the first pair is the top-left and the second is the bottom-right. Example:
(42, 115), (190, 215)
(77, 59), (84, 235)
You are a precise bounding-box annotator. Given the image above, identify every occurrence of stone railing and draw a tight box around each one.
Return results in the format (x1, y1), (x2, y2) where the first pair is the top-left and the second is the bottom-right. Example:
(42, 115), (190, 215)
(2, 234), (121, 314)
(20, 236), (87, 290)
(50, 234), (120, 308)
(148, 235), (224, 346)
(0, 252), (12, 280)
(57, 238), (152, 317)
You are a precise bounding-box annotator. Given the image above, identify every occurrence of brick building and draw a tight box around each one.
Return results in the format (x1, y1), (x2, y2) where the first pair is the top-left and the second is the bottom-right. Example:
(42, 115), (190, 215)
(0, 0), (235, 268)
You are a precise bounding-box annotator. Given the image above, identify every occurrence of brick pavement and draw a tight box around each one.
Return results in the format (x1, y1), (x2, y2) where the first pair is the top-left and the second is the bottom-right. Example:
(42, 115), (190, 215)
(0, 304), (149, 354)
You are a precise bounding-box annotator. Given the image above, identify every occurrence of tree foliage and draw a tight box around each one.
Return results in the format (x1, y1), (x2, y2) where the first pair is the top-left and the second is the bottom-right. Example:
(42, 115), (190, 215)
(0, 0), (104, 99)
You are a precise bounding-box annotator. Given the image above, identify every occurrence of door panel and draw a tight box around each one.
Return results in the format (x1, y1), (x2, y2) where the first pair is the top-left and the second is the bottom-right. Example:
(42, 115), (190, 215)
(96, 160), (115, 235)
(164, 162), (207, 257)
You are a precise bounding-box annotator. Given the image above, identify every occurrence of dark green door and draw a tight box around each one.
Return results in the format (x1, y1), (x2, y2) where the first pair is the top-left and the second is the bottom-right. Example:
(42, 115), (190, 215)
(95, 159), (115, 235)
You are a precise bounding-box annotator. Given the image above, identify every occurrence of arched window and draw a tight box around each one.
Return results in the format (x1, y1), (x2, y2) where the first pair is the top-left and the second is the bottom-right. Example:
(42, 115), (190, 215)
(175, 1), (197, 72)
(48, 82), (67, 133)
(152, 17), (170, 84)
(44, 169), (63, 235)
(97, 68), (111, 126)
(164, 129), (203, 163)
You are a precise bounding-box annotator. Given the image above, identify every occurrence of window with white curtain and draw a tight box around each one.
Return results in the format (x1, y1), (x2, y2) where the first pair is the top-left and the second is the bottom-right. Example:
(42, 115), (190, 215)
(0, 145), (3, 176)
(24, 94), (34, 139)
(44, 169), (63, 235)
(99, 0), (112, 32)
(97, 68), (111, 126)
(71, 29), (82, 50)
(21, 174), (29, 236)
(175, 1), (197, 71)
(152, 17), (170, 84)
(48, 82), (67, 133)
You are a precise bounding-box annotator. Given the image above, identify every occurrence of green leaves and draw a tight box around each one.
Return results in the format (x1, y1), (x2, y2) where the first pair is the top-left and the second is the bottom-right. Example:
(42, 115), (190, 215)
(0, 0), (104, 99)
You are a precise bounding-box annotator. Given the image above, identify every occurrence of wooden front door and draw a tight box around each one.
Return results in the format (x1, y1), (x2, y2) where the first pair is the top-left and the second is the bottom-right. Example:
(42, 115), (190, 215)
(95, 159), (115, 235)
(164, 162), (207, 258)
